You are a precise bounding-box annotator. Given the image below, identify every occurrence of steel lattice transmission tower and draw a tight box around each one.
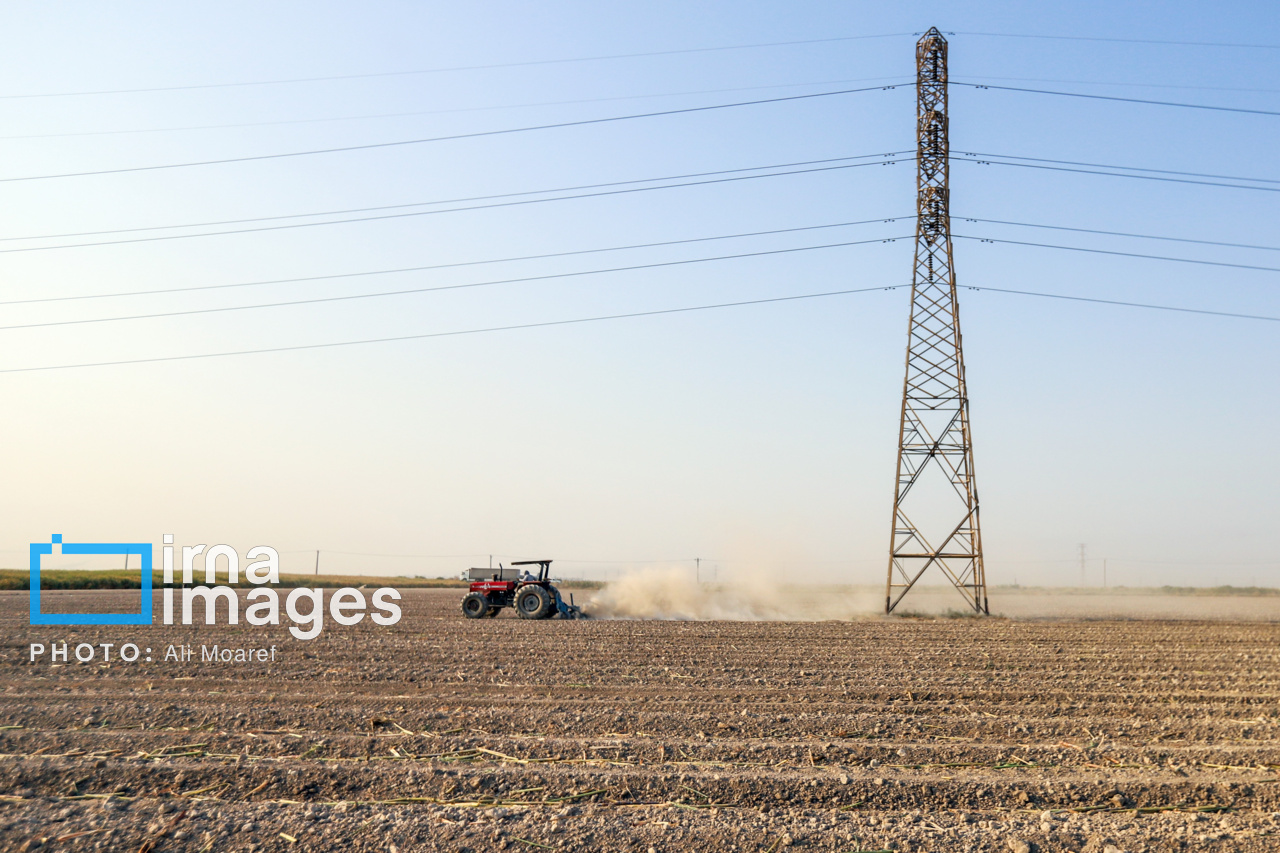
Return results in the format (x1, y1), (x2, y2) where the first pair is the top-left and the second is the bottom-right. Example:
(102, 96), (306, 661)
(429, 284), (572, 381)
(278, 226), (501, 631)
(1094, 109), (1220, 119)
(885, 28), (987, 615)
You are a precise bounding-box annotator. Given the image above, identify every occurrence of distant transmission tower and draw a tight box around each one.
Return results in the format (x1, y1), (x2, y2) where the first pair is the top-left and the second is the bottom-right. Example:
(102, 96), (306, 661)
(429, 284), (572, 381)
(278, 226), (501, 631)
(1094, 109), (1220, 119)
(885, 28), (987, 615)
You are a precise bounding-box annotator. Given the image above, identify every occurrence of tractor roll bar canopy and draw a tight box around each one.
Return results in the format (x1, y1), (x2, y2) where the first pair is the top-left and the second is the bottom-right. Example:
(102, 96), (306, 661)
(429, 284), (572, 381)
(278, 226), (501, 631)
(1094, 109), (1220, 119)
(511, 560), (553, 582)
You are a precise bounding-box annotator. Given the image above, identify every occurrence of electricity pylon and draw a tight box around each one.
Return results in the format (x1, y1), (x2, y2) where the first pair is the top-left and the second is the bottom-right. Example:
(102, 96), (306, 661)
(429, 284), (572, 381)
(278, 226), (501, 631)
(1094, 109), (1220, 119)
(885, 28), (987, 615)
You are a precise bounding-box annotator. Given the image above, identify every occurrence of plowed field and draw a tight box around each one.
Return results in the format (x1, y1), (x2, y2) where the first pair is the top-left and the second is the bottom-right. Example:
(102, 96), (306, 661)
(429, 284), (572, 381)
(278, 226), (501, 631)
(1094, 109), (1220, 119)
(2, 589), (1279, 852)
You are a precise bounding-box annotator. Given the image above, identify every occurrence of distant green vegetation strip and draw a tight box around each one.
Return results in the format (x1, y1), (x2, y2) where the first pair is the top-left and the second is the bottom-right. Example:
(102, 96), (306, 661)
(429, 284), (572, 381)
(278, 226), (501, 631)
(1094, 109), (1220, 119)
(994, 584), (1280, 597)
(0, 569), (468, 590)
(1156, 585), (1280, 596)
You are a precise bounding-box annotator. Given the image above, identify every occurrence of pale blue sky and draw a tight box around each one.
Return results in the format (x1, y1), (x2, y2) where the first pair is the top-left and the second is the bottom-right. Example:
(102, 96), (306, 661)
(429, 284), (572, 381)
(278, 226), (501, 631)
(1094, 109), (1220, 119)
(0, 1), (1276, 587)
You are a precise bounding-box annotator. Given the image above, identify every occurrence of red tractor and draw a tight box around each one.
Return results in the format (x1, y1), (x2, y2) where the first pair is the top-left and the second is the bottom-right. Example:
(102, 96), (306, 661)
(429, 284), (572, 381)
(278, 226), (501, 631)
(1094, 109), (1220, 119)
(461, 559), (583, 620)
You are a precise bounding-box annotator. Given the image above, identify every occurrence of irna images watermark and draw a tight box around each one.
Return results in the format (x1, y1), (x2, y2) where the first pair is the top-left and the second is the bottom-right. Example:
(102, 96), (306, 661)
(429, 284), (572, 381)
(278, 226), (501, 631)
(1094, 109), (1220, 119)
(29, 534), (402, 640)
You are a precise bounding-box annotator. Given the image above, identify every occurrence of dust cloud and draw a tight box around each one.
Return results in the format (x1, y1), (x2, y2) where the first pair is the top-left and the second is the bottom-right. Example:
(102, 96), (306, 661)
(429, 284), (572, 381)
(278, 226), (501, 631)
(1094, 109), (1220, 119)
(584, 569), (1280, 621)
(585, 566), (883, 621)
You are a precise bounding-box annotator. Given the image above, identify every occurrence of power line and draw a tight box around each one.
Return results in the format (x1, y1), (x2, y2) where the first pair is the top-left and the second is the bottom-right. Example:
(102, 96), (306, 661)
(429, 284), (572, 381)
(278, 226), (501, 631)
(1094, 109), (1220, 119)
(958, 81), (1280, 118)
(14, 66), (1269, 143)
(0, 76), (912, 142)
(957, 153), (1280, 185)
(0, 151), (910, 245)
(0, 217), (908, 306)
(0, 85), (902, 184)
(3, 282), (1275, 375)
(7, 30), (1274, 103)
(0, 284), (910, 374)
(0, 236), (910, 332)
(0, 157), (910, 255)
(953, 75), (1280, 97)
(959, 217), (1280, 254)
(1, 148), (1263, 261)
(967, 285), (1280, 323)
(0, 34), (914, 99)
(955, 235), (1280, 274)
(951, 31), (1280, 50)
(953, 156), (1280, 193)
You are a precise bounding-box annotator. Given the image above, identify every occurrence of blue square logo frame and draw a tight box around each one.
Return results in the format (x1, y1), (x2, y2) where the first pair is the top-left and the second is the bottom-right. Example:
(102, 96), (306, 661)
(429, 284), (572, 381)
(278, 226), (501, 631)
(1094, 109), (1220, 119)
(30, 535), (153, 625)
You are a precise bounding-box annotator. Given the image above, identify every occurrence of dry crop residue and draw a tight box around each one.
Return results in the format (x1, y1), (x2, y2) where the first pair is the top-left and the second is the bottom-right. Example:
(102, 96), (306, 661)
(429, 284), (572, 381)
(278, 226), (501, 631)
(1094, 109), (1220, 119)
(1, 588), (1279, 851)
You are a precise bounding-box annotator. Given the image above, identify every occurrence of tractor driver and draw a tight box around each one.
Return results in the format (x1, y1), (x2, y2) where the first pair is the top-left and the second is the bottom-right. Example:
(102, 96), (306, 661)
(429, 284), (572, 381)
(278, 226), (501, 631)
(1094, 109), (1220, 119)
(520, 568), (536, 583)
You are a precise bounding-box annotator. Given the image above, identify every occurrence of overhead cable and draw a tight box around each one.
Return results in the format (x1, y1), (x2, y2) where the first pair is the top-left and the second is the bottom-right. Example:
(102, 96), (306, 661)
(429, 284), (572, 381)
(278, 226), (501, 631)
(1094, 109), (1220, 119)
(0, 218), (907, 306)
(0, 157), (911, 254)
(967, 286), (1280, 322)
(951, 32), (1280, 50)
(0, 284), (911, 373)
(0, 34), (915, 99)
(3, 283), (1274, 375)
(954, 235), (1280, 274)
(952, 75), (1280, 96)
(0, 235), (910, 331)
(0, 85), (902, 184)
(0, 151), (911, 245)
(957, 81), (1280, 117)
(953, 156), (1280, 193)
(959, 217), (1280, 253)
(957, 153), (1280, 185)
(0, 77), (912, 141)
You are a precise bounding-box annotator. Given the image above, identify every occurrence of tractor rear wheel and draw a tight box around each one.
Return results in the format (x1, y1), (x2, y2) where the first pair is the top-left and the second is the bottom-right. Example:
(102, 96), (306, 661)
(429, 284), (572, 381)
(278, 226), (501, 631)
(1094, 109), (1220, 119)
(516, 586), (554, 620)
(462, 592), (491, 619)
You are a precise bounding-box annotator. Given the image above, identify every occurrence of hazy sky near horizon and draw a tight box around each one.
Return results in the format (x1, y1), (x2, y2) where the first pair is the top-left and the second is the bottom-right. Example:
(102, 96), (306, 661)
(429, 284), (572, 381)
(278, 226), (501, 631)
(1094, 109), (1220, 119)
(0, 1), (1277, 588)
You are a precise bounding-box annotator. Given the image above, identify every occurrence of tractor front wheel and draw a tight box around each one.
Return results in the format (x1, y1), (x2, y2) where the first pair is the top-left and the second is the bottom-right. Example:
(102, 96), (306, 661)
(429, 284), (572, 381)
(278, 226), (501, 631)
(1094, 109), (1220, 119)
(516, 586), (554, 620)
(462, 592), (491, 619)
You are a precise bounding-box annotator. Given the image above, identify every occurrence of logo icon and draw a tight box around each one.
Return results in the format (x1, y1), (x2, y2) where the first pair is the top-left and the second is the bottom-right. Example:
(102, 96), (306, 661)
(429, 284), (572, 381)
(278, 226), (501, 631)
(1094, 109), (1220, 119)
(29, 534), (153, 625)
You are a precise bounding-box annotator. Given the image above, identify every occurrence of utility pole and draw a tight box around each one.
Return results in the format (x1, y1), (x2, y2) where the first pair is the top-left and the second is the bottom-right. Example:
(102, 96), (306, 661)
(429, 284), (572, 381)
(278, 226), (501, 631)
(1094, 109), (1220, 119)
(885, 28), (987, 615)
(695, 557), (701, 583)
(315, 550), (320, 576)
(1078, 544), (1086, 588)
(1103, 558), (1108, 588)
